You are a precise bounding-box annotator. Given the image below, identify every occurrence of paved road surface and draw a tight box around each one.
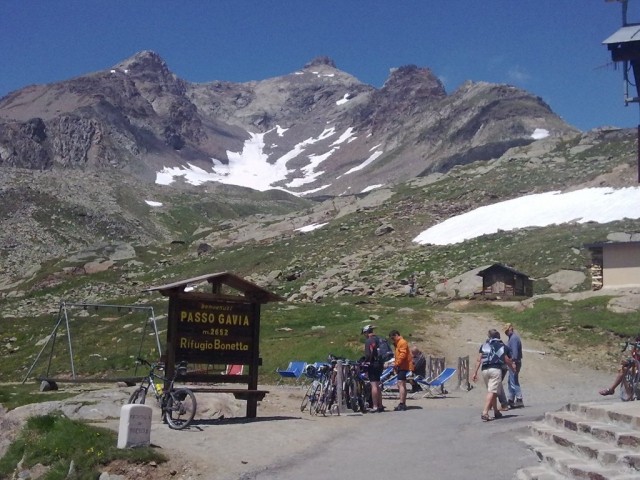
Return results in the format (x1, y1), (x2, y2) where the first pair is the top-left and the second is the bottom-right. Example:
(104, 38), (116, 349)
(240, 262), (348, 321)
(238, 396), (557, 480)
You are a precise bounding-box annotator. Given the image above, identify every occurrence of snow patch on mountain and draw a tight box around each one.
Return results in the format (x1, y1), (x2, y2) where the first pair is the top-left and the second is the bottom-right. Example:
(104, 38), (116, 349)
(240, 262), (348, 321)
(155, 125), (369, 194)
(413, 187), (640, 246)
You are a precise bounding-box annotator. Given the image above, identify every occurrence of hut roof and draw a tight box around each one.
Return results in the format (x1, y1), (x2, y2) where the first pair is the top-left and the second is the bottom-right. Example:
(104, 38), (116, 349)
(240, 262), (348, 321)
(477, 263), (531, 279)
(144, 271), (284, 303)
(584, 240), (640, 249)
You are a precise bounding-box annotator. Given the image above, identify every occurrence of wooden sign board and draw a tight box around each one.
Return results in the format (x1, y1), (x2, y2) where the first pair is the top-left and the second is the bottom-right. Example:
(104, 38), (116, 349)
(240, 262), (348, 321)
(171, 297), (257, 364)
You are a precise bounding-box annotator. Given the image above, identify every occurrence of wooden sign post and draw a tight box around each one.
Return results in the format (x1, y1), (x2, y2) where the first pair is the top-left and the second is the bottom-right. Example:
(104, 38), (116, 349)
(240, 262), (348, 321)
(146, 272), (283, 418)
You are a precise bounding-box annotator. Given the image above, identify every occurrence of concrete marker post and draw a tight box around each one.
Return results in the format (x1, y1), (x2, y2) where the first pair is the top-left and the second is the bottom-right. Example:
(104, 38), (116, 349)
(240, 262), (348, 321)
(118, 404), (152, 449)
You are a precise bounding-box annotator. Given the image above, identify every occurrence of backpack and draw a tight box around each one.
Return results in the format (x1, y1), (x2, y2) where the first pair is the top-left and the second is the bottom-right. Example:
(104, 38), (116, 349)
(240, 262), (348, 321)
(481, 339), (505, 367)
(376, 337), (394, 362)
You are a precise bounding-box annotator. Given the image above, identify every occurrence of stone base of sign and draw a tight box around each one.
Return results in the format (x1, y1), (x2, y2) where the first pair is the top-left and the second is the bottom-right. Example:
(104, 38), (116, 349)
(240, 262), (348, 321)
(117, 404), (152, 449)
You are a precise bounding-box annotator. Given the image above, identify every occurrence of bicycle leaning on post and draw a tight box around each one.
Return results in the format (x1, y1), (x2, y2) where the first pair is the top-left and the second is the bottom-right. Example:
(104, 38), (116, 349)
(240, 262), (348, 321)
(128, 357), (197, 430)
(620, 340), (640, 401)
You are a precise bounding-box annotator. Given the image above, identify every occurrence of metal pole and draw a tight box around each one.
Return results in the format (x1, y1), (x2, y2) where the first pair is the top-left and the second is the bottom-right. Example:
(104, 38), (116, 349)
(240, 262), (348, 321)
(62, 303), (76, 379)
(46, 303), (65, 377)
(150, 308), (162, 356)
(62, 302), (154, 311)
(22, 305), (64, 383)
(335, 360), (345, 415)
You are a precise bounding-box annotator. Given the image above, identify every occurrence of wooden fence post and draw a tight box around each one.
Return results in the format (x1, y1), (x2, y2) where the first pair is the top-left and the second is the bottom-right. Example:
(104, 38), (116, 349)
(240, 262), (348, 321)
(457, 355), (471, 391)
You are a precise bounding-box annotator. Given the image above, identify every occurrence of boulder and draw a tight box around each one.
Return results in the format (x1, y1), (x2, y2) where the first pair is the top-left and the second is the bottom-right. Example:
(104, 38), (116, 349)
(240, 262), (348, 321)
(546, 270), (586, 293)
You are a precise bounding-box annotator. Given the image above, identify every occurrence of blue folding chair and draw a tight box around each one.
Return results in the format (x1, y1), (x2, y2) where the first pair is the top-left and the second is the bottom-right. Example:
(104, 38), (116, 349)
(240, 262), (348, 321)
(381, 374), (399, 398)
(276, 361), (307, 385)
(379, 366), (395, 383)
(416, 367), (457, 398)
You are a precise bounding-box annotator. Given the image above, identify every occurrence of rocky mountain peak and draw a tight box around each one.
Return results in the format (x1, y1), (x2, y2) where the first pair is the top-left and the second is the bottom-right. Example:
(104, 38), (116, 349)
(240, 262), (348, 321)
(382, 64), (446, 98)
(114, 50), (170, 76)
(303, 56), (337, 69)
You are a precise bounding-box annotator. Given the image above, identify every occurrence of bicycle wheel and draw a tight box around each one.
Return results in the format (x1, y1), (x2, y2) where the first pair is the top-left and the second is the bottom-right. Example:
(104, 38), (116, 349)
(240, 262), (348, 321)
(348, 378), (359, 412)
(633, 369), (640, 401)
(164, 388), (197, 429)
(364, 381), (373, 410)
(313, 380), (329, 416)
(308, 382), (322, 415)
(622, 366), (640, 401)
(128, 387), (147, 405)
(322, 384), (337, 416)
(300, 381), (315, 412)
(356, 380), (367, 413)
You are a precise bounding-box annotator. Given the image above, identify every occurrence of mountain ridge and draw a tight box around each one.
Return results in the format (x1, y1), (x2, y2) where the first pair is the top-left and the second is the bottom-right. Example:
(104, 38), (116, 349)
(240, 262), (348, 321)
(0, 50), (577, 197)
(2, 51), (636, 319)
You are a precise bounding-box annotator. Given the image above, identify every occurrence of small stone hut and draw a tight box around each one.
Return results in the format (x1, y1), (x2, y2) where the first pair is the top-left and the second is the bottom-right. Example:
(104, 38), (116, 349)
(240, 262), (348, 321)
(477, 263), (533, 297)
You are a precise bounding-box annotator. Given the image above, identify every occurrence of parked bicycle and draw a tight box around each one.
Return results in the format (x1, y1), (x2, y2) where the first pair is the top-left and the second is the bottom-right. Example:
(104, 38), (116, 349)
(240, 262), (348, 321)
(300, 362), (330, 414)
(300, 355), (371, 415)
(343, 359), (370, 413)
(128, 357), (197, 429)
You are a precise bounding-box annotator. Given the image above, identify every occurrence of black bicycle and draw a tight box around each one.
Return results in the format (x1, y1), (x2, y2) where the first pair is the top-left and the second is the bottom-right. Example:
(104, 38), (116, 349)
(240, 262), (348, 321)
(128, 357), (197, 430)
(344, 360), (369, 413)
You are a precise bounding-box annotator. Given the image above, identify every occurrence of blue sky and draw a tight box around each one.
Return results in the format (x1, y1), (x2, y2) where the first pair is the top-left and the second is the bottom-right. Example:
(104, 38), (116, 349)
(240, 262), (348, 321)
(2, 1), (639, 131)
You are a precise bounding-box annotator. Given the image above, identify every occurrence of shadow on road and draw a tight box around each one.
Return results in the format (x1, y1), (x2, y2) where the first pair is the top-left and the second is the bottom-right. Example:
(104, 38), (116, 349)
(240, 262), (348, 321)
(190, 415), (301, 427)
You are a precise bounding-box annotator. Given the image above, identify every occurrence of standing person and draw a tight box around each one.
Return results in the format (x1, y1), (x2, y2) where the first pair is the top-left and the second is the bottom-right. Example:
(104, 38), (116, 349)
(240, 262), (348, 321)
(497, 357), (510, 410)
(472, 329), (515, 422)
(389, 330), (414, 411)
(409, 345), (427, 393)
(408, 273), (417, 297)
(504, 323), (524, 408)
(362, 325), (385, 413)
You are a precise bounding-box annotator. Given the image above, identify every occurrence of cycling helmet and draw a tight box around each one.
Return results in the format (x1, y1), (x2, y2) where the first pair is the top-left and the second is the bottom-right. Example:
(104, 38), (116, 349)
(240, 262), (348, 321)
(304, 364), (318, 379)
(361, 324), (376, 334)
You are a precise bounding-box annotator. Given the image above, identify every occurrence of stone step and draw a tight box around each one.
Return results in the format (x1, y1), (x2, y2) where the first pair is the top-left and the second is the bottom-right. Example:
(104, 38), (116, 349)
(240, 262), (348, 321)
(566, 402), (640, 430)
(530, 422), (640, 470)
(545, 411), (640, 452)
(516, 465), (568, 480)
(522, 437), (639, 480)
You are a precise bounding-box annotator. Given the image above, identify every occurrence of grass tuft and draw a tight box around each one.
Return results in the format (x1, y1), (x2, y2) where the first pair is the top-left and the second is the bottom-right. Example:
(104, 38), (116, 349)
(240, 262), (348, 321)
(0, 413), (166, 480)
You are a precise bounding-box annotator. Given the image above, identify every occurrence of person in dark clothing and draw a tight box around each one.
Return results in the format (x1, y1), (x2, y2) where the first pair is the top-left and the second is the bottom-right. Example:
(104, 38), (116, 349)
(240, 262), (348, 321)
(362, 324), (385, 413)
(504, 323), (524, 408)
(408, 345), (427, 393)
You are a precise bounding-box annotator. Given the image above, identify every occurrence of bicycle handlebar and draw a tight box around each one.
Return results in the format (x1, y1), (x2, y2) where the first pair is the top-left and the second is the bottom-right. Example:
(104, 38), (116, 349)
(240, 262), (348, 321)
(136, 356), (188, 376)
(621, 341), (640, 352)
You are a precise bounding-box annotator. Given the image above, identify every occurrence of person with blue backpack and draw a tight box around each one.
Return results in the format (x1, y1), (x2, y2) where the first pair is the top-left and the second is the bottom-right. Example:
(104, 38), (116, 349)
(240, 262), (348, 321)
(471, 329), (516, 422)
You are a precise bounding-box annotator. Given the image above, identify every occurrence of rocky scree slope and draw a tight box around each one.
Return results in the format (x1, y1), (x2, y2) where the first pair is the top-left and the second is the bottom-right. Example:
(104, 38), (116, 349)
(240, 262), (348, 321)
(1, 126), (638, 321)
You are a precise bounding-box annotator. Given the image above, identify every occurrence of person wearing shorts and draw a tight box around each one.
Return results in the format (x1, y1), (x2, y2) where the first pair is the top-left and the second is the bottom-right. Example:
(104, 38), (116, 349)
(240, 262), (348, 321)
(600, 357), (640, 401)
(389, 329), (413, 411)
(472, 329), (515, 422)
(362, 325), (385, 412)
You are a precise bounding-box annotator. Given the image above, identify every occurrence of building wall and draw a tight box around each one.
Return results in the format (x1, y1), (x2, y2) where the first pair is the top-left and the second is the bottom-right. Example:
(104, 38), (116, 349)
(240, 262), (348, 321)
(481, 269), (532, 296)
(603, 243), (640, 287)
